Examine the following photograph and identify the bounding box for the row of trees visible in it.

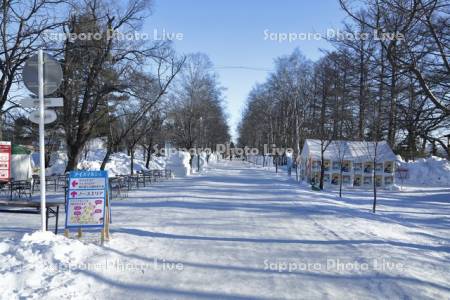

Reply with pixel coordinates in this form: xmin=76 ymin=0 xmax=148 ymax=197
xmin=238 ymin=0 xmax=450 ymax=162
xmin=0 ymin=0 xmax=230 ymax=172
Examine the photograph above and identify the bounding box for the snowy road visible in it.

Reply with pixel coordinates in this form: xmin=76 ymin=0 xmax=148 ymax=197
xmin=1 ymin=160 xmax=450 ymax=299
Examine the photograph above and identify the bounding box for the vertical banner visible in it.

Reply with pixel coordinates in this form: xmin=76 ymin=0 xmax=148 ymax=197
xmin=65 ymin=170 xmax=108 ymax=228
xmin=0 ymin=141 xmax=12 ymax=182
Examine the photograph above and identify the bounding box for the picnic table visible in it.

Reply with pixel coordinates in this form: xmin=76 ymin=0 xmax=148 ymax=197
xmin=0 ymin=200 xmax=64 ymax=234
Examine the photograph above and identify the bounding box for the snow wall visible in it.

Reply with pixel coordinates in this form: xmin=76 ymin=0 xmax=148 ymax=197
xmin=166 ymin=151 xmax=191 ymax=177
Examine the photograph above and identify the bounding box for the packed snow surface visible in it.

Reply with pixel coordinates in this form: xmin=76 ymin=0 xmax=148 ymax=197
xmin=0 ymin=160 xmax=449 ymax=299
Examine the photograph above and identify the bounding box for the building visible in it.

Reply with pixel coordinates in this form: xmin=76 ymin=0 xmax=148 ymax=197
xmin=299 ymin=139 xmax=397 ymax=188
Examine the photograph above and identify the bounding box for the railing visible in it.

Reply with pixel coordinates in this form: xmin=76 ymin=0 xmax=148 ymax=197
xmin=108 ymin=169 xmax=173 ymax=200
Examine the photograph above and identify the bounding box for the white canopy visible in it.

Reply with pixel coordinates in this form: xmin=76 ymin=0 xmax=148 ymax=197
xmin=11 ymin=154 xmax=33 ymax=180
xmin=301 ymin=139 xmax=396 ymax=162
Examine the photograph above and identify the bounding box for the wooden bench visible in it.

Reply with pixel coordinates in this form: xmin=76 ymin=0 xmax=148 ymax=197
xmin=0 ymin=200 xmax=64 ymax=234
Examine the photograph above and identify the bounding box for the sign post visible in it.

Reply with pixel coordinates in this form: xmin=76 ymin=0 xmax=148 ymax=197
xmin=38 ymin=50 xmax=46 ymax=231
xmin=22 ymin=50 xmax=63 ymax=231
xmin=65 ymin=170 xmax=111 ymax=242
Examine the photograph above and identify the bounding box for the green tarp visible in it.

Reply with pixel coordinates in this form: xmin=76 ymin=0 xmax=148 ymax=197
xmin=12 ymin=144 xmax=32 ymax=155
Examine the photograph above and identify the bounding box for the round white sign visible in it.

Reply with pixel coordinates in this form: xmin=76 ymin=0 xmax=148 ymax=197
xmin=29 ymin=109 xmax=57 ymax=124
xmin=23 ymin=53 xmax=63 ymax=96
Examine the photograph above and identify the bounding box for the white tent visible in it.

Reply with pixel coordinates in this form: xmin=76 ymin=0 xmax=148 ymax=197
xmin=300 ymin=139 xmax=397 ymax=162
xmin=11 ymin=154 xmax=33 ymax=181
xmin=300 ymin=139 xmax=397 ymax=188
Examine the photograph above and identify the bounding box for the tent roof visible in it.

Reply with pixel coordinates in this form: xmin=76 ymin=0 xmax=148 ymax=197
xmin=12 ymin=144 xmax=32 ymax=155
xmin=301 ymin=139 xmax=396 ymax=162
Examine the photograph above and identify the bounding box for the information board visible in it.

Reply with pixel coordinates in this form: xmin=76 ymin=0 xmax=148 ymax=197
xmin=66 ymin=170 xmax=108 ymax=228
xmin=0 ymin=142 xmax=11 ymax=182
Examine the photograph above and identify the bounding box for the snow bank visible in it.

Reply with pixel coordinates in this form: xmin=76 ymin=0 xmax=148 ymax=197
xmin=0 ymin=231 xmax=101 ymax=299
xmin=399 ymin=156 xmax=450 ymax=186
xmin=207 ymin=152 xmax=221 ymax=164
xmin=46 ymin=151 xmax=68 ymax=175
xmin=191 ymin=152 xmax=208 ymax=173
xmin=166 ymin=150 xmax=191 ymax=177
xmin=45 ymin=149 xmax=165 ymax=177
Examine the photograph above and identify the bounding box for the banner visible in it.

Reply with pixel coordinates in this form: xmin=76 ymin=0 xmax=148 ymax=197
xmin=0 ymin=141 xmax=11 ymax=182
xmin=65 ymin=170 xmax=108 ymax=228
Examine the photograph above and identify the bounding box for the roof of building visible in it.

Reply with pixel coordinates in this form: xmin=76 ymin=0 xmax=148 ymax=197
xmin=301 ymin=139 xmax=397 ymax=162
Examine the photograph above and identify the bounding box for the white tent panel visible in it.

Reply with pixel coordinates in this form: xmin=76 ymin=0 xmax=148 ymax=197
xmin=11 ymin=154 xmax=33 ymax=181
xmin=301 ymin=139 xmax=396 ymax=162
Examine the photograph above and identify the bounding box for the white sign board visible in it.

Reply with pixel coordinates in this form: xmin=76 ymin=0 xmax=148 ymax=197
xmin=23 ymin=53 xmax=63 ymax=96
xmin=29 ymin=109 xmax=57 ymax=124
xmin=21 ymin=97 xmax=63 ymax=109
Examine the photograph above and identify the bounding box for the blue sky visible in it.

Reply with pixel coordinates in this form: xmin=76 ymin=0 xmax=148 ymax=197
xmin=143 ymin=0 xmax=348 ymax=140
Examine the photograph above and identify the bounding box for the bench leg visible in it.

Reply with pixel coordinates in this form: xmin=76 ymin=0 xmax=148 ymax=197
xmin=55 ymin=205 xmax=59 ymax=234
xmin=46 ymin=207 xmax=49 ymax=231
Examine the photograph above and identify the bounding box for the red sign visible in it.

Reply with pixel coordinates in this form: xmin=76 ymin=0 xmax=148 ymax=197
xmin=0 ymin=141 xmax=11 ymax=182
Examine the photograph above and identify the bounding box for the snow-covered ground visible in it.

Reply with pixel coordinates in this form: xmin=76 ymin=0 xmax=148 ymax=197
xmin=1 ymin=160 xmax=449 ymax=299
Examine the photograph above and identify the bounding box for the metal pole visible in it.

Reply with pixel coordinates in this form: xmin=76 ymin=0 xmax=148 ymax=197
xmin=197 ymin=153 xmax=200 ymax=173
xmin=38 ymin=49 xmax=47 ymax=231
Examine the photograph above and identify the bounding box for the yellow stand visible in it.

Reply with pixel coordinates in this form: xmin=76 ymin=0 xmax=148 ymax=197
xmin=101 ymin=191 xmax=111 ymax=244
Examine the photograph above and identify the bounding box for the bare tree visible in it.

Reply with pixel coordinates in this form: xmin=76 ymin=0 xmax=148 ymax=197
xmin=100 ymin=58 xmax=183 ymax=170
xmin=60 ymin=0 xmax=182 ymax=171
xmin=0 ymin=0 xmax=66 ymax=136
xmin=339 ymin=0 xmax=450 ymax=117
xmin=167 ymin=53 xmax=230 ymax=151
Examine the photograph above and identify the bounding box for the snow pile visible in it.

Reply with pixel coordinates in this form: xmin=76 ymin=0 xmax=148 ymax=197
xmin=191 ymin=152 xmax=208 ymax=173
xmin=151 ymin=155 xmax=167 ymax=169
xmin=166 ymin=150 xmax=191 ymax=177
xmin=84 ymin=137 xmax=106 ymax=151
xmin=78 ymin=152 xmax=150 ymax=176
xmin=46 ymin=151 xmax=68 ymax=175
xmin=207 ymin=152 xmax=220 ymax=164
xmin=0 ymin=231 xmax=101 ymax=299
xmin=398 ymin=156 xmax=450 ymax=186
xmin=45 ymin=150 xmax=165 ymax=177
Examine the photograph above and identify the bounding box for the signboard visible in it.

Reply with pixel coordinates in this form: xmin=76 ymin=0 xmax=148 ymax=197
xmin=0 ymin=142 xmax=11 ymax=182
xmin=65 ymin=170 xmax=108 ymax=228
xmin=28 ymin=109 xmax=57 ymax=124
xmin=23 ymin=53 xmax=63 ymax=96
xmin=20 ymin=97 xmax=63 ymax=108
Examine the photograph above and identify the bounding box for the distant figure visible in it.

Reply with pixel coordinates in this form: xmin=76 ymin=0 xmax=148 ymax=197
xmin=286 ymin=150 xmax=293 ymax=176
xmin=229 ymin=142 xmax=235 ymax=161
